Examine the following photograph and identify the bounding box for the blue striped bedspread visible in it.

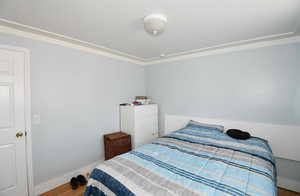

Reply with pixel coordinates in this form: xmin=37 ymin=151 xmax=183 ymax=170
xmin=85 ymin=126 xmax=276 ymax=196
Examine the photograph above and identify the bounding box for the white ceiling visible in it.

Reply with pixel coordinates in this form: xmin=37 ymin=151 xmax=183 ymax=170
xmin=0 ymin=0 xmax=300 ymax=62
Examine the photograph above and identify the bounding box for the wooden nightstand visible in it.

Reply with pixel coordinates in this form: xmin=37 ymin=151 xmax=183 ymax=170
xmin=104 ymin=132 xmax=132 ymax=160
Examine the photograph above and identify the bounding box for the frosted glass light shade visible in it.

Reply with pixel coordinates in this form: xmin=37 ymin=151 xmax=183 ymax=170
xmin=144 ymin=14 xmax=167 ymax=36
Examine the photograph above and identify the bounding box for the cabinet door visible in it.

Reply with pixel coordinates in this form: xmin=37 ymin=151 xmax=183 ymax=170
xmin=120 ymin=106 xmax=134 ymax=135
xmin=134 ymin=105 xmax=158 ymax=148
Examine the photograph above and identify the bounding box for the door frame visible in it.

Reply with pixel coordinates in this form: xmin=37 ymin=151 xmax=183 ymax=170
xmin=0 ymin=44 xmax=34 ymax=196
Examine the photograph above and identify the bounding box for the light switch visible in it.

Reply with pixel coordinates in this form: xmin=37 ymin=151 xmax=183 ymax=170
xmin=32 ymin=114 xmax=41 ymax=125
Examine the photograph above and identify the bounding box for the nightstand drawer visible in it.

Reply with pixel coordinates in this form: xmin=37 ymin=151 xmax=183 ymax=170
xmin=113 ymin=137 xmax=131 ymax=147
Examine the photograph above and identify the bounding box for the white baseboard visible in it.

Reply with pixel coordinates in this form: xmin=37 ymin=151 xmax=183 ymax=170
xmin=278 ymin=176 xmax=300 ymax=193
xmin=34 ymin=160 xmax=103 ymax=196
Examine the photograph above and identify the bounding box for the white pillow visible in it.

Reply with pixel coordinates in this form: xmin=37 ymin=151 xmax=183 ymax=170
xmin=186 ymin=120 xmax=225 ymax=132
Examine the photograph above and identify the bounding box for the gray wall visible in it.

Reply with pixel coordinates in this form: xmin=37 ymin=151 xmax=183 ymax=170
xmin=145 ymin=42 xmax=300 ymax=189
xmin=0 ymin=33 xmax=145 ymax=185
xmin=146 ymin=43 xmax=300 ymax=130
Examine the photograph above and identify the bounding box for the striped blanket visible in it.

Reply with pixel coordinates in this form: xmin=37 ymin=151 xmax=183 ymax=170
xmin=85 ymin=125 xmax=276 ymax=196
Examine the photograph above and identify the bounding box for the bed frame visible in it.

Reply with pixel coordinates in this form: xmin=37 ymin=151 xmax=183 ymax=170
xmin=164 ymin=114 xmax=300 ymax=162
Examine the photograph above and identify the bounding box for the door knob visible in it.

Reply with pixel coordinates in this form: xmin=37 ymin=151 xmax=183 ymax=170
xmin=16 ymin=132 xmax=24 ymax=138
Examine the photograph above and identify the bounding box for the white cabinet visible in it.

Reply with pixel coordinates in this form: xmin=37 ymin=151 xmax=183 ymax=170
xmin=120 ymin=104 xmax=158 ymax=148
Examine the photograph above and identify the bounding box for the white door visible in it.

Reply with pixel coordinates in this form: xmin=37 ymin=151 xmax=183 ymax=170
xmin=0 ymin=49 xmax=28 ymax=196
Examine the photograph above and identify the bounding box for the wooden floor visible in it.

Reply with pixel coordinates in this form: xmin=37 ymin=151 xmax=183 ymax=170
xmin=39 ymin=183 xmax=86 ymax=196
xmin=279 ymin=188 xmax=300 ymax=196
xmin=40 ymin=184 xmax=299 ymax=196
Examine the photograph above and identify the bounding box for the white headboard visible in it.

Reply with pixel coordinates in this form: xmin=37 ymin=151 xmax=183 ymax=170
xmin=165 ymin=114 xmax=300 ymax=162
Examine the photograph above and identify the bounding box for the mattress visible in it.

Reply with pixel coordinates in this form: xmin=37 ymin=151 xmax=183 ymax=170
xmin=85 ymin=124 xmax=276 ymax=196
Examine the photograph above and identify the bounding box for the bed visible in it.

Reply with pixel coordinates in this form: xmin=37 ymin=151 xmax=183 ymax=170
xmin=85 ymin=121 xmax=277 ymax=196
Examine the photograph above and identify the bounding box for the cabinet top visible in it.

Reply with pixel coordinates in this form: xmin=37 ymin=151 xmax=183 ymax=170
xmin=120 ymin=104 xmax=157 ymax=107
xmin=104 ymin=132 xmax=130 ymax=140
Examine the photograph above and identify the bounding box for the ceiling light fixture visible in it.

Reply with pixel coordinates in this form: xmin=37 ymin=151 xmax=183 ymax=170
xmin=144 ymin=14 xmax=167 ymax=36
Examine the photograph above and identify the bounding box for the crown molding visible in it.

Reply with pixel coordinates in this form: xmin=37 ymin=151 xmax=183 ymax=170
xmin=0 ymin=18 xmax=146 ymax=65
xmin=145 ymin=32 xmax=294 ymax=62
xmin=144 ymin=32 xmax=300 ymax=65
xmin=1 ymin=18 xmax=300 ymax=66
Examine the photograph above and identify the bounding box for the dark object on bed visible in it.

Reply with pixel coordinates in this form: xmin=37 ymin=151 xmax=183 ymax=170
xmin=226 ymin=129 xmax=251 ymax=140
